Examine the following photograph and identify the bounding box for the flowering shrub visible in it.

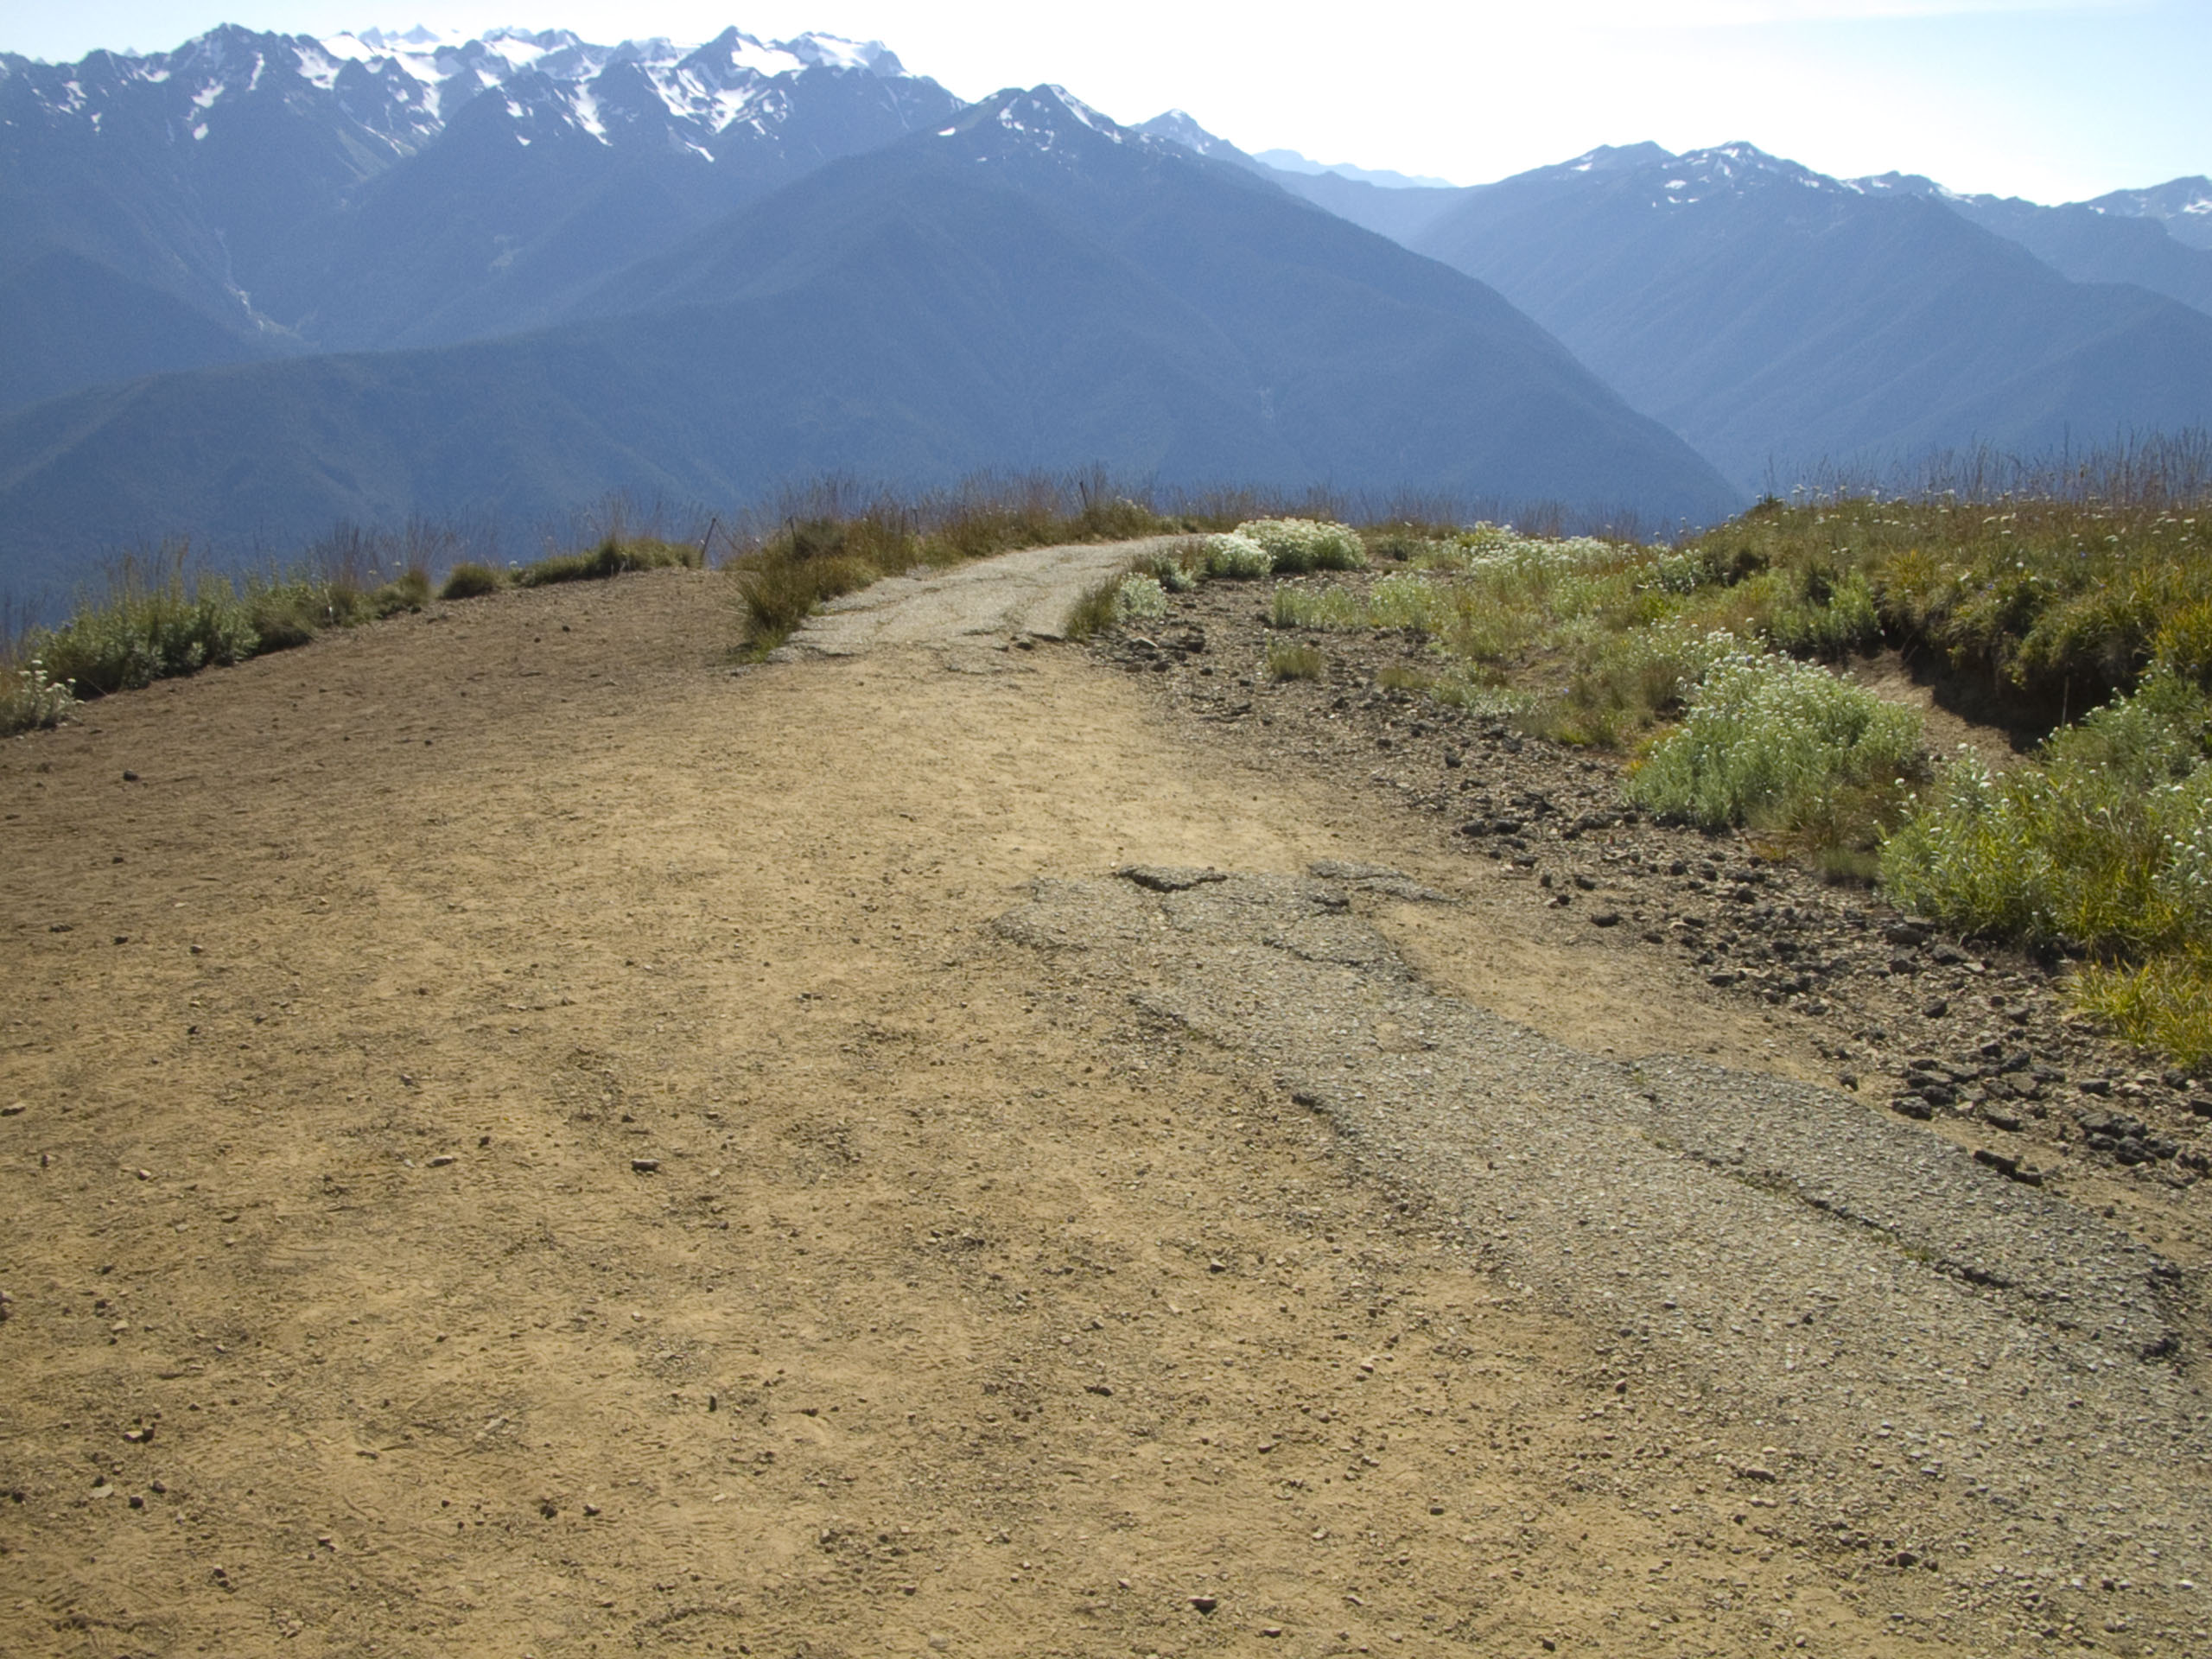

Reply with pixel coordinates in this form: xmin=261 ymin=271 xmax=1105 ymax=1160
xmin=1235 ymin=518 xmax=1367 ymax=574
xmin=2 ymin=658 xmax=78 ymax=734
xmin=1204 ymin=532 xmax=1273 ymax=579
xmin=1114 ymin=573 xmax=1169 ymax=622
xmin=1627 ymin=648 xmax=1924 ymax=831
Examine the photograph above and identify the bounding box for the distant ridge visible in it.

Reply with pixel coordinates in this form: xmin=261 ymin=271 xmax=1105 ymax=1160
xmin=1402 ymin=143 xmax=2212 ymax=490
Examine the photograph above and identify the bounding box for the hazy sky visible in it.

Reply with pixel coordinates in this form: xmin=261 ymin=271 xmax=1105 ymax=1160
xmin=3 ymin=1 xmax=2204 ymax=201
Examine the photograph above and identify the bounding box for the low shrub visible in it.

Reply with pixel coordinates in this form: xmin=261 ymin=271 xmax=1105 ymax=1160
xmin=1268 ymin=641 xmax=1327 ymax=681
xmin=441 ymin=563 xmax=504 ymax=601
xmin=1204 ymin=532 xmax=1273 ymax=579
xmin=1237 ymin=518 xmax=1368 ymax=573
xmin=1627 ymin=648 xmax=1926 ymax=836
xmin=1114 ymin=574 xmax=1170 ymax=623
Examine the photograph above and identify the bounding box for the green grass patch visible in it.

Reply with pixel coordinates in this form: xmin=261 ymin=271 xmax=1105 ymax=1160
xmin=1685 ymin=492 xmax=2212 ymax=709
xmin=28 ymin=550 xmax=435 ymax=702
xmin=1268 ymin=641 xmax=1328 ymax=681
xmin=1880 ymin=671 xmax=2211 ymax=957
xmin=1875 ymin=668 xmax=2212 ymax=1065
xmin=2073 ymin=951 xmax=2212 ymax=1071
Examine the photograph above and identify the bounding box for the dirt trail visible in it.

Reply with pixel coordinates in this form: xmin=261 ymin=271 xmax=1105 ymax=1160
xmin=0 ymin=552 xmax=2202 ymax=1657
xmin=766 ymin=537 xmax=1172 ymax=661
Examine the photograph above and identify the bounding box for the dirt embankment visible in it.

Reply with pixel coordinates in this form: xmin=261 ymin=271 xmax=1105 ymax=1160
xmin=1 ymin=552 xmax=2207 ymax=1658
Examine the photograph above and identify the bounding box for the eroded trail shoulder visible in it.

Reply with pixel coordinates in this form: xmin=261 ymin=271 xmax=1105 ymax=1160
xmin=0 ymin=557 xmax=2201 ymax=1658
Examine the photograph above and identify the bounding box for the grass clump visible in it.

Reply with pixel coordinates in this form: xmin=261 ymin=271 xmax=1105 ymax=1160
xmin=1060 ymin=577 xmax=1125 ymax=644
xmin=512 ymin=537 xmax=701 ymax=588
xmin=440 ymin=563 xmax=504 ymax=600
xmin=2073 ymin=953 xmax=2212 ymax=1069
xmin=1268 ymin=641 xmax=1328 ymax=681
xmin=1626 ymin=647 xmax=1927 ymax=842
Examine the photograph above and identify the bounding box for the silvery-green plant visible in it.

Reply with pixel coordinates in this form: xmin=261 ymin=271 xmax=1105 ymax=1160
xmin=1235 ymin=518 xmax=1367 ymax=574
xmin=1114 ymin=573 xmax=1169 ymax=622
xmin=1205 ymin=532 xmax=1273 ymax=579
xmin=1628 ymin=647 xmax=1923 ymax=830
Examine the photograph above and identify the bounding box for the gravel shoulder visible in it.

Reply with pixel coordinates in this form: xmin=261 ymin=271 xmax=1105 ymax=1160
xmin=1 ymin=548 xmax=2206 ymax=1656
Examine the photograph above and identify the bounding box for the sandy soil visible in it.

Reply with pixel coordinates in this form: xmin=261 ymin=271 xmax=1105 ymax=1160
xmin=0 ymin=561 xmax=2174 ymax=1657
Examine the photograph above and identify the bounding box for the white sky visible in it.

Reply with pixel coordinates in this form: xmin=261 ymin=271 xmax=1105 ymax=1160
xmin=2 ymin=1 xmax=2204 ymax=201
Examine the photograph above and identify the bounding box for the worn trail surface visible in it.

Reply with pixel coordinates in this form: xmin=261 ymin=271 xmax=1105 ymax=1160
xmin=1 ymin=550 xmax=2207 ymax=1658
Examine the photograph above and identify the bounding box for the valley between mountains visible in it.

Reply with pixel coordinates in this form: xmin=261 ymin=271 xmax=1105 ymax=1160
xmin=4 ymin=552 xmax=2210 ymax=1657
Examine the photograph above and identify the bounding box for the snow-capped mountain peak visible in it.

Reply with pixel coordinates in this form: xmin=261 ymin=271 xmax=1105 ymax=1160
xmin=0 ymin=23 xmax=928 ymax=161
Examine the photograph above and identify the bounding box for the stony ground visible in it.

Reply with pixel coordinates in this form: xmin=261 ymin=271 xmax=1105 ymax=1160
xmin=1 ymin=549 xmax=2208 ymax=1658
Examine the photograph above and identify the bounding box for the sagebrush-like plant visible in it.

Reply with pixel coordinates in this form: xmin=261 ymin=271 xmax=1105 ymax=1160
xmin=1115 ymin=574 xmax=1170 ymax=622
xmin=1627 ymin=649 xmax=1925 ymax=832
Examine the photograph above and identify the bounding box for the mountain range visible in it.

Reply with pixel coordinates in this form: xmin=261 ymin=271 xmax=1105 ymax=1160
xmin=0 ymin=68 xmax=1736 ymax=602
xmin=1 ymin=23 xmax=2207 ymax=605
xmin=0 ymin=24 xmax=963 ymax=402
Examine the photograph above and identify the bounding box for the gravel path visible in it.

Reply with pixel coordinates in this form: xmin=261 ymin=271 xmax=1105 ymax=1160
xmin=1000 ymin=867 xmax=2212 ymax=1639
